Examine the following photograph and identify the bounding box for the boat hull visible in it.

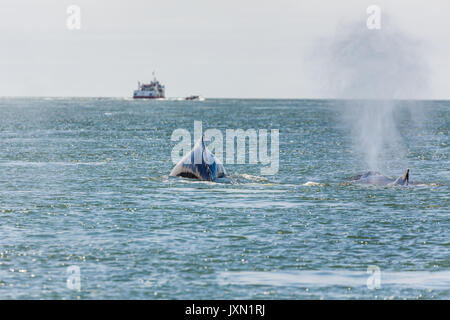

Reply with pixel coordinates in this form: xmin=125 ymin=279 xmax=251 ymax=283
xmin=133 ymin=95 xmax=165 ymax=99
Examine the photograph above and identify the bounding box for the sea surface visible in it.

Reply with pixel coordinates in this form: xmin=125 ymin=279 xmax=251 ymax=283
xmin=0 ymin=98 xmax=448 ymax=299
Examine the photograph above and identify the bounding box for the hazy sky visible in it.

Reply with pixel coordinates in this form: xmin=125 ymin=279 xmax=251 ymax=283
xmin=1 ymin=0 xmax=449 ymax=98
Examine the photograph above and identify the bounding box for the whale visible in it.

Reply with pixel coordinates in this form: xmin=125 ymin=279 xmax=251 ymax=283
xmin=170 ymin=135 xmax=226 ymax=181
xmin=351 ymin=168 xmax=410 ymax=186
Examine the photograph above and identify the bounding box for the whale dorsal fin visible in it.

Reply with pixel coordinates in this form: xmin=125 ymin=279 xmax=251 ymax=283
xmin=403 ymin=168 xmax=410 ymax=184
xmin=391 ymin=168 xmax=410 ymax=186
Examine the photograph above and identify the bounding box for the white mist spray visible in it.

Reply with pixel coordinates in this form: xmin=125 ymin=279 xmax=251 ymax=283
xmin=311 ymin=17 xmax=430 ymax=172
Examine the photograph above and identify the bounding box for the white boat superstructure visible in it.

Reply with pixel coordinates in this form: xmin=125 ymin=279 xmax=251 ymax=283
xmin=133 ymin=72 xmax=165 ymax=99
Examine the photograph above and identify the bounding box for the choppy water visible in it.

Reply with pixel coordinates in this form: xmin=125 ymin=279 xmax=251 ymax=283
xmin=0 ymin=98 xmax=448 ymax=299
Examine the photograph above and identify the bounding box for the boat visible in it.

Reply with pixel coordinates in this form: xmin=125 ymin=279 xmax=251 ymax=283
xmin=133 ymin=72 xmax=165 ymax=99
xmin=185 ymin=95 xmax=205 ymax=101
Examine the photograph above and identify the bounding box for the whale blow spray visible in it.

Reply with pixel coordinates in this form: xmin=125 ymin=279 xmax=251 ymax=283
xmin=312 ymin=18 xmax=430 ymax=171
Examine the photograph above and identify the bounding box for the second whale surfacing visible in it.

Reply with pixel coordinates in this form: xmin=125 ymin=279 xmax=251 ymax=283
xmin=170 ymin=135 xmax=226 ymax=182
xmin=351 ymin=168 xmax=411 ymax=186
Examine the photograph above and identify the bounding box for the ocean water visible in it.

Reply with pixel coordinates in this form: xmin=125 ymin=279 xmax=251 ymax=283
xmin=0 ymin=97 xmax=448 ymax=299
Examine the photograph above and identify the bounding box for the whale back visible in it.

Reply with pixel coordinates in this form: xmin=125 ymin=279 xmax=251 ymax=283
xmin=351 ymin=169 xmax=411 ymax=186
xmin=352 ymin=171 xmax=394 ymax=185
xmin=170 ymin=136 xmax=226 ymax=181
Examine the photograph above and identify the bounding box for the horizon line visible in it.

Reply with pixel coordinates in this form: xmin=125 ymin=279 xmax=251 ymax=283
xmin=0 ymin=95 xmax=448 ymax=101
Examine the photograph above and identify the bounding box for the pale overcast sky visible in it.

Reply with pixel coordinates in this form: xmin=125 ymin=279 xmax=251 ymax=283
xmin=1 ymin=0 xmax=449 ymax=98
